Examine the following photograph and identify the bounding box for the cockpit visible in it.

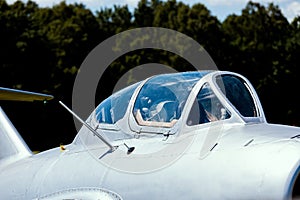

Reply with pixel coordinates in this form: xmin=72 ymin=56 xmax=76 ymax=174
xmin=132 ymin=72 xmax=207 ymax=127
xmin=86 ymin=70 xmax=264 ymax=139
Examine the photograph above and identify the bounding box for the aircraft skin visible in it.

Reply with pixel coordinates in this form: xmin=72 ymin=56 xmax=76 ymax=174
xmin=0 ymin=71 xmax=299 ymax=200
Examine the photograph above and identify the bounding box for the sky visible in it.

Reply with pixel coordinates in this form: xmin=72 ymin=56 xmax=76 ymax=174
xmin=6 ymin=0 xmax=300 ymax=22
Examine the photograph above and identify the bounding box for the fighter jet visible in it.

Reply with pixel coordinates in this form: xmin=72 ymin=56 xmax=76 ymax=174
xmin=0 ymin=71 xmax=299 ymax=199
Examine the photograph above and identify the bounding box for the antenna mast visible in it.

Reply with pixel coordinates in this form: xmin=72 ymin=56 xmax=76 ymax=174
xmin=59 ymin=101 xmax=116 ymax=152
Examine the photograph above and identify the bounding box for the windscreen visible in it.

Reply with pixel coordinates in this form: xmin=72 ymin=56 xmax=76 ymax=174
xmin=93 ymin=82 xmax=140 ymax=124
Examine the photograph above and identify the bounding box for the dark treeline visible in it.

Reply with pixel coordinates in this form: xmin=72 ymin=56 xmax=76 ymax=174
xmin=1 ymin=0 xmax=300 ymax=151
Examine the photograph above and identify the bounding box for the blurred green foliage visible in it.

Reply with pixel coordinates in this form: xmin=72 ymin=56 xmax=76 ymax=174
xmin=0 ymin=0 xmax=299 ymax=151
